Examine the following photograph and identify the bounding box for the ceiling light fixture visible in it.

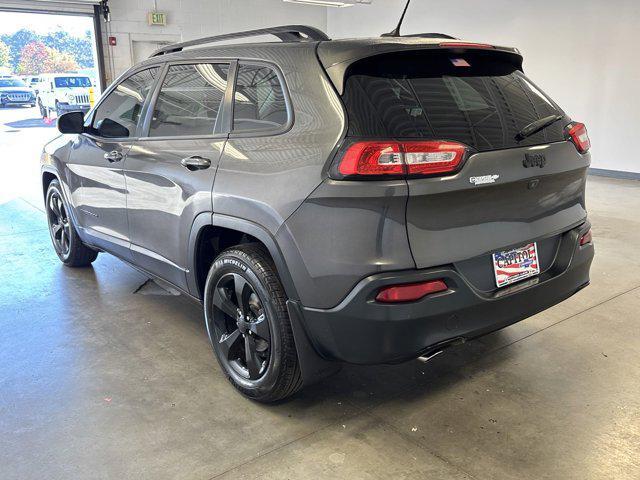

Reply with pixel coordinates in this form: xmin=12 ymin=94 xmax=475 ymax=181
xmin=283 ymin=0 xmax=371 ymax=8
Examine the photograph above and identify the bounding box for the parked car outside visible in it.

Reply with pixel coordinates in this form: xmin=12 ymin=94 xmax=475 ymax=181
xmin=36 ymin=73 xmax=92 ymax=117
xmin=25 ymin=75 xmax=41 ymax=94
xmin=0 ymin=76 xmax=36 ymax=108
xmin=41 ymin=26 xmax=594 ymax=402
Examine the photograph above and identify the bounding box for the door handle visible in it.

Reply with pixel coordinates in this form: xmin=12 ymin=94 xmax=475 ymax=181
xmin=181 ymin=155 xmax=211 ymax=171
xmin=104 ymin=150 xmax=123 ymax=163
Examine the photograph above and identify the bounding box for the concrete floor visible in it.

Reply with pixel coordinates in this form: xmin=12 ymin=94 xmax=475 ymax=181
xmin=1 ymin=106 xmax=639 ymax=479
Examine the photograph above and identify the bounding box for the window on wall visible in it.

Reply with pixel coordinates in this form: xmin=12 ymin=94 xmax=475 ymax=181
xmin=232 ymin=64 xmax=288 ymax=133
xmin=149 ymin=63 xmax=230 ymax=137
xmin=91 ymin=67 xmax=160 ymax=138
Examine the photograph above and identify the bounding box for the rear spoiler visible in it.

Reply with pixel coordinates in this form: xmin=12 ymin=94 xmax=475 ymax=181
xmin=317 ymin=40 xmax=523 ymax=95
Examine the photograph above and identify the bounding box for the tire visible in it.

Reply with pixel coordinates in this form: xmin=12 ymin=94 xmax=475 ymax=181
xmin=45 ymin=180 xmax=98 ymax=267
xmin=55 ymin=101 xmax=62 ymax=117
xmin=204 ymin=243 xmax=302 ymax=402
xmin=38 ymin=100 xmax=47 ymax=118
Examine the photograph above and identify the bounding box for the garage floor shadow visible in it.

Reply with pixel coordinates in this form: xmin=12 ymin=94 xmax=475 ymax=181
xmin=1 ymin=176 xmax=639 ymax=480
xmin=3 ymin=118 xmax=55 ymax=129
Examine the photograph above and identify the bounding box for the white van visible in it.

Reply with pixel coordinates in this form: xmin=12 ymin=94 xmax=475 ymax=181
xmin=36 ymin=73 xmax=93 ymax=117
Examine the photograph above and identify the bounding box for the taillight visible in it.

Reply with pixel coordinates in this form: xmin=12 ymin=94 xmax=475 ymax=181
xmin=338 ymin=141 xmax=403 ymax=176
xmin=404 ymin=141 xmax=467 ymax=175
xmin=376 ymin=279 xmax=448 ymax=303
xmin=335 ymin=140 xmax=468 ymax=178
xmin=565 ymin=122 xmax=591 ymax=154
xmin=580 ymin=228 xmax=593 ymax=246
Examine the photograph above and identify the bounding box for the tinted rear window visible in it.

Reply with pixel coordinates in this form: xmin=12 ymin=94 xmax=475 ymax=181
xmin=342 ymin=51 xmax=565 ymax=151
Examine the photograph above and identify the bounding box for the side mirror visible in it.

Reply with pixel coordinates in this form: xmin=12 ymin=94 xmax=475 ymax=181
xmin=57 ymin=111 xmax=85 ymax=134
xmin=96 ymin=118 xmax=130 ymax=138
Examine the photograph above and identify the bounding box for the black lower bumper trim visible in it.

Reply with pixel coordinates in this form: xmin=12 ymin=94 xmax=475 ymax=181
xmin=297 ymin=226 xmax=594 ymax=365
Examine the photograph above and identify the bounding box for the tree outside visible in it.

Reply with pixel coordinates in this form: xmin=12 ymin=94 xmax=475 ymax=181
xmin=0 ymin=41 xmax=9 ymax=67
xmin=16 ymin=42 xmax=48 ymax=75
xmin=46 ymin=49 xmax=79 ymax=73
xmin=16 ymin=41 xmax=79 ymax=75
xmin=1 ymin=28 xmax=93 ymax=75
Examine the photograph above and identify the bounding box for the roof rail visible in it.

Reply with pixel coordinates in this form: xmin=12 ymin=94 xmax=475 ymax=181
xmin=150 ymin=25 xmax=330 ymax=57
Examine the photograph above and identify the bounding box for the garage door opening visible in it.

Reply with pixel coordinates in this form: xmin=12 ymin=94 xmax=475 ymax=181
xmin=0 ymin=8 xmax=102 ymax=206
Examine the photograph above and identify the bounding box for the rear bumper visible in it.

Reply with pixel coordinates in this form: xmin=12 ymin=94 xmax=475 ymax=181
xmin=297 ymin=223 xmax=594 ymax=365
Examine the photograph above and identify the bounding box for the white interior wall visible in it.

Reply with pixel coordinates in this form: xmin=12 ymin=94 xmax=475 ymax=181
xmin=101 ymin=0 xmax=326 ymax=82
xmin=99 ymin=0 xmax=638 ymax=173
xmin=327 ymin=0 xmax=640 ymax=174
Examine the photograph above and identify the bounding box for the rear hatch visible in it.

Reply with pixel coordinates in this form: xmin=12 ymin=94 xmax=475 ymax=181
xmin=333 ymin=46 xmax=590 ymax=291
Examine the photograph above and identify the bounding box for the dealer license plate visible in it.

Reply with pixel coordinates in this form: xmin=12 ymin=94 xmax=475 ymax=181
xmin=492 ymin=242 xmax=540 ymax=288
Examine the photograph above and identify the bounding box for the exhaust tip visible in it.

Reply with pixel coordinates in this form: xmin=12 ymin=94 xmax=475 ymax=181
xmin=418 ymin=350 xmax=444 ymax=363
xmin=417 ymin=337 xmax=467 ymax=363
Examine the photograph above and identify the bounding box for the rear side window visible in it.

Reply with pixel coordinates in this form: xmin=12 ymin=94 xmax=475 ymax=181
xmin=342 ymin=51 xmax=565 ymax=151
xmin=232 ymin=64 xmax=288 ymax=133
xmin=149 ymin=63 xmax=230 ymax=137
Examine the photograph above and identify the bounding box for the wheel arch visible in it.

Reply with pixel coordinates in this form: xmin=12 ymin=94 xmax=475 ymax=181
xmin=42 ymin=169 xmax=58 ymax=200
xmin=41 ymin=167 xmax=83 ymax=230
xmin=188 ymin=213 xmax=299 ymax=302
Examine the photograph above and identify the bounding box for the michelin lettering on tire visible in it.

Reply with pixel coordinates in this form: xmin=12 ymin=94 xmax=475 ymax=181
xmin=214 ymin=258 xmax=248 ymax=271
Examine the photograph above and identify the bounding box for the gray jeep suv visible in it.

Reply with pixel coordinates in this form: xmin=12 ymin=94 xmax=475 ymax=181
xmin=41 ymin=26 xmax=594 ymax=402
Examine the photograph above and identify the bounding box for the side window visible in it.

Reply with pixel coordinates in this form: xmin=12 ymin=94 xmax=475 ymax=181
xmin=232 ymin=64 xmax=288 ymax=133
xmin=91 ymin=67 xmax=159 ymax=138
xmin=149 ymin=63 xmax=230 ymax=137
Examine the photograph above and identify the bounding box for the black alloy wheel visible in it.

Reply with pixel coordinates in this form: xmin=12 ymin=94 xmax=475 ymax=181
xmin=47 ymin=190 xmax=71 ymax=257
xmin=45 ymin=180 xmax=98 ymax=267
xmin=210 ymin=272 xmax=272 ymax=380
xmin=204 ymin=244 xmax=302 ymax=402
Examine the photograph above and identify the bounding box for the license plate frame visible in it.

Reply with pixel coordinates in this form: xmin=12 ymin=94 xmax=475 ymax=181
xmin=492 ymin=242 xmax=540 ymax=288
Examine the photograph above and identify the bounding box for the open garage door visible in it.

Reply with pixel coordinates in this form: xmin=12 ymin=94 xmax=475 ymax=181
xmin=0 ymin=0 xmax=104 ymax=90
xmin=0 ymin=1 xmax=104 ymax=206
xmin=0 ymin=0 xmax=98 ymax=15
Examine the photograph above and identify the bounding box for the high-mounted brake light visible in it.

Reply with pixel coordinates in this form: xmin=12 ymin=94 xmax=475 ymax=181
xmin=438 ymin=42 xmax=495 ymax=49
xmin=336 ymin=141 xmax=468 ymax=178
xmin=376 ymin=280 xmax=448 ymax=303
xmin=565 ymin=122 xmax=591 ymax=154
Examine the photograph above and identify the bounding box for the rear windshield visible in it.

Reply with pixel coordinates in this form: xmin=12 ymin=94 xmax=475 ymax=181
xmin=55 ymin=76 xmax=91 ymax=88
xmin=342 ymin=51 xmax=565 ymax=151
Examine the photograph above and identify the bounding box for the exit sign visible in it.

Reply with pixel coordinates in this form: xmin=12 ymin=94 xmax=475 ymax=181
xmin=148 ymin=12 xmax=167 ymax=26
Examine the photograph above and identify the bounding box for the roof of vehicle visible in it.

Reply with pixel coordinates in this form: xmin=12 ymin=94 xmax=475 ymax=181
xmin=149 ymin=25 xmax=517 ymax=58
xmin=137 ymin=25 xmax=522 ymax=93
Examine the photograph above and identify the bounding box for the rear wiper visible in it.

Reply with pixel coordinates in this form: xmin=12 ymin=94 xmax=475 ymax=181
xmin=515 ymin=114 xmax=563 ymax=142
